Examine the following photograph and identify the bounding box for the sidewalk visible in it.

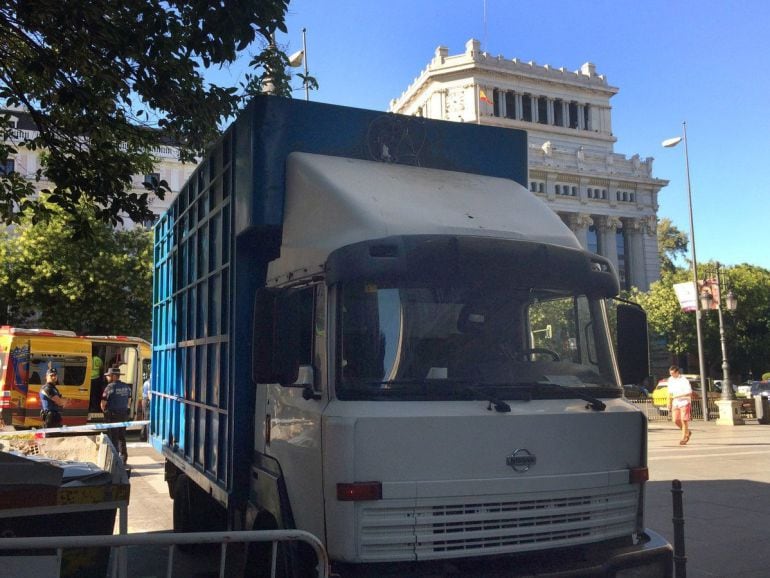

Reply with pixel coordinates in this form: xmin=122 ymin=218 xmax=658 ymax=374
xmin=646 ymin=421 xmax=770 ymax=577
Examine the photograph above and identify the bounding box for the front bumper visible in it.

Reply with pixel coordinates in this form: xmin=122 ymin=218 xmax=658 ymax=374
xmin=333 ymin=529 xmax=673 ymax=577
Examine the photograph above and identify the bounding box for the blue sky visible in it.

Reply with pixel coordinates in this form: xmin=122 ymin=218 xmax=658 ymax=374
xmin=215 ymin=0 xmax=770 ymax=270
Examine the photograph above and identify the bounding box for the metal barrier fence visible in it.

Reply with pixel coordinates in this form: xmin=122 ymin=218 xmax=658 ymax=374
xmin=0 ymin=529 xmax=330 ymax=578
xmin=628 ymin=398 xmax=757 ymax=422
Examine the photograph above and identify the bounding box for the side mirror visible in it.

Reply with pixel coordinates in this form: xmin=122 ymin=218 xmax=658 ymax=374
xmin=292 ymin=365 xmax=314 ymax=387
xmin=616 ymin=302 xmax=650 ymax=386
xmin=282 ymin=365 xmax=322 ymax=401
xmin=253 ymin=288 xmax=279 ymax=384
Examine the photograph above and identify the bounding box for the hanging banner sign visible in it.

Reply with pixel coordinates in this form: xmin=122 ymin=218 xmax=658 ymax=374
xmin=699 ymin=278 xmax=721 ymax=310
xmin=673 ymin=281 xmax=697 ymax=312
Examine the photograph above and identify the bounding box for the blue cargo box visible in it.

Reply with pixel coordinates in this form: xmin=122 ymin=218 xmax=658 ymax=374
xmin=150 ymin=96 xmax=528 ymax=508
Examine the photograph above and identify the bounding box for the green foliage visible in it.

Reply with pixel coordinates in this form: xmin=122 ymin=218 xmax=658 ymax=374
xmin=630 ymin=263 xmax=770 ymax=380
xmin=657 ymin=218 xmax=689 ymax=274
xmin=0 ymin=199 xmax=153 ymax=338
xmin=0 ymin=0 xmax=295 ymax=232
xmin=704 ymin=263 xmax=770 ymax=380
xmin=630 ymin=269 xmax=695 ymax=357
xmin=762 ymin=373 xmax=770 ymax=381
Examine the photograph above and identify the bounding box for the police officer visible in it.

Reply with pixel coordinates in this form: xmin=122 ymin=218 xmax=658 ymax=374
xmin=100 ymin=366 xmax=131 ymax=463
xmin=140 ymin=373 xmax=151 ymax=441
xmin=40 ymin=368 xmax=66 ymax=428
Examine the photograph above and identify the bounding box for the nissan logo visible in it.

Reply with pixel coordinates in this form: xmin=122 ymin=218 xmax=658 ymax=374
xmin=506 ymin=448 xmax=536 ymax=472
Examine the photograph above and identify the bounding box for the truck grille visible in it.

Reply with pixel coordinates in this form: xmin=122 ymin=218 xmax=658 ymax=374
xmin=357 ymin=486 xmax=638 ymax=561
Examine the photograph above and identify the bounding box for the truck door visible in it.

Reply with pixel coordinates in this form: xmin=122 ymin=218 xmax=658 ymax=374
xmin=263 ymin=283 xmax=328 ymax=541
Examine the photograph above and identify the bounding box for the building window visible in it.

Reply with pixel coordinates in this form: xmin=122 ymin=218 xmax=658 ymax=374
xmin=492 ymin=88 xmax=501 ymax=117
xmin=522 ymin=95 xmax=532 ymax=122
xmin=530 ymin=181 xmax=537 ymax=192
xmin=0 ymin=159 xmax=15 ymax=175
xmin=531 ymin=180 xmax=545 ymax=193
xmin=537 ymin=97 xmax=548 ymax=124
xmin=555 ymin=184 xmax=575 ymax=197
xmin=142 ymin=214 xmax=160 ymax=228
xmin=587 ymin=225 xmax=600 ymax=254
xmin=554 ymin=99 xmax=564 ymax=126
xmin=584 ymin=104 xmax=591 ymax=130
xmin=505 ymin=91 xmax=516 ymax=119
xmin=144 ymin=173 xmax=161 ymax=188
xmin=616 ymin=229 xmax=629 ymax=290
xmin=569 ymin=102 xmax=579 ymax=129
xmin=538 ymin=182 xmax=544 ymax=193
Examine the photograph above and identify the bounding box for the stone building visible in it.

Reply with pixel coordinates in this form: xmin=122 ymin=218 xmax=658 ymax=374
xmin=389 ymin=39 xmax=667 ymax=290
xmin=1 ymin=106 xmax=195 ymax=227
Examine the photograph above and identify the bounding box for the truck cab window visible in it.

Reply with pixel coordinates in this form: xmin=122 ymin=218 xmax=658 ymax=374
xmin=337 ymin=281 xmax=618 ymax=400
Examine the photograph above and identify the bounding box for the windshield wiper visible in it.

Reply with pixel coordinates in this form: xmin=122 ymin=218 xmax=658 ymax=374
xmin=463 ymin=385 xmax=511 ymax=413
xmin=534 ymin=382 xmax=607 ymax=411
xmin=364 ymin=380 xmax=512 ymax=412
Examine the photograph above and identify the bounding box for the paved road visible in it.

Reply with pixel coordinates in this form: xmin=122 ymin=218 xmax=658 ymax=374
xmin=645 ymin=421 xmax=770 ymax=577
xmin=121 ymin=421 xmax=770 ymax=577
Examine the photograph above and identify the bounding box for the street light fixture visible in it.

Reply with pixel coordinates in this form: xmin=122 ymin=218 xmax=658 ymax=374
xmin=700 ymin=263 xmax=743 ymax=425
xmin=714 ymin=264 xmax=737 ymax=401
xmin=662 ymin=122 xmax=709 ymax=421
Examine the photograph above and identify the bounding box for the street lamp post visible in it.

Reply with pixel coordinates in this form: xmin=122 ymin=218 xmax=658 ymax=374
xmin=699 ymin=263 xmax=743 ymax=425
xmin=662 ymin=122 xmax=709 ymax=421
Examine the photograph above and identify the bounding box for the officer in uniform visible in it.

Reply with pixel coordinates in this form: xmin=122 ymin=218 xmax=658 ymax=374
xmin=40 ymin=368 xmax=66 ymax=428
xmin=100 ymin=366 xmax=131 ymax=463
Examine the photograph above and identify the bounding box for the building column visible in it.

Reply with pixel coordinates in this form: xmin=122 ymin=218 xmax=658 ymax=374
xmin=566 ymin=213 xmax=594 ymax=249
xmin=515 ymin=94 xmax=523 ymax=120
xmin=532 ymin=96 xmax=540 ymax=123
xmin=625 ymin=218 xmax=647 ymax=290
xmin=577 ymin=104 xmax=586 ymax=130
xmin=546 ymin=98 xmax=554 ymax=125
xmin=597 ymin=216 xmax=621 ymax=273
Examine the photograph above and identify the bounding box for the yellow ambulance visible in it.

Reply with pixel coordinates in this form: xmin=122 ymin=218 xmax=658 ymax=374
xmin=0 ymin=326 xmax=92 ymax=428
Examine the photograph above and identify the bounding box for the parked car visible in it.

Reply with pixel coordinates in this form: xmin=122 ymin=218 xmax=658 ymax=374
xmin=750 ymin=381 xmax=770 ymax=399
xmin=735 ymin=382 xmax=754 ymax=398
xmin=622 ymin=384 xmax=650 ymax=400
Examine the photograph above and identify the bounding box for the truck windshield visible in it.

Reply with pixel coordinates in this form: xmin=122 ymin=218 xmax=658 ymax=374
xmin=336 ymin=281 xmax=619 ymax=401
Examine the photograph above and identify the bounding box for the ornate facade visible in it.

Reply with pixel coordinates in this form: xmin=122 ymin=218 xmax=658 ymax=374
xmin=389 ymin=39 xmax=666 ymax=290
xmin=1 ymin=107 xmax=196 ymax=228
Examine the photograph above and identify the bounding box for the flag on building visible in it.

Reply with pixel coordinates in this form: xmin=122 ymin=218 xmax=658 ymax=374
xmin=479 ymin=89 xmax=493 ymax=104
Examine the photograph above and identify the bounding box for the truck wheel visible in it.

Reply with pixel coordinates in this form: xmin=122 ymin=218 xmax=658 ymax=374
xmin=245 ymin=512 xmax=314 ymax=578
xmin=173 ymin=474 xmax=194 ymax=532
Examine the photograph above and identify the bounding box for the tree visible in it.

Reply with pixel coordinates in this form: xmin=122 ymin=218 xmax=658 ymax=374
xmin=657 ymin=218 xmax=689 ymax=274
xmin=0 ymin=198 xmax=153 ymax=338
xmin=0 ymin=0 xmax=293 ymax=232
xmin=698 ymin=263 xmax=770 ymax=381
xmin=631 ymin=269 xmax=695 ymax=359
xmin=631 ymin=263 xmax=770 ymax=381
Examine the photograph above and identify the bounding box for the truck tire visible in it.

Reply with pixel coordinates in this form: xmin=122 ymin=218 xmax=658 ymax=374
xmin=244 ymin=511 xmax=315 ymax=578
xmin=173 ymin=474 xmax=227 ymax=533
xmin=172 ymin=475 xmax=194 ymax=532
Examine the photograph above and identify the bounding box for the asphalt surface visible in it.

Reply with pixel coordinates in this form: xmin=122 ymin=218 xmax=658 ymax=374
xmin=118 ymin=421 xmax=770 ymax=577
